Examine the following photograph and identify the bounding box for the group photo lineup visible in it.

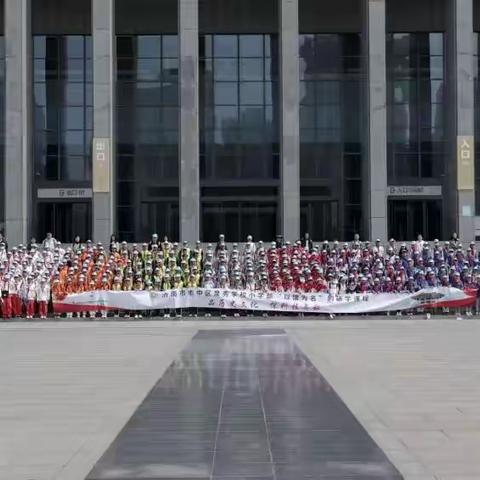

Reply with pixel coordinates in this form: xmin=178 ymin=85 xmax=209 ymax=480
xmin=0 ymin=0 xmax=479 ymax=323
xmin=0 ymin=231 xmax=478 ymax=318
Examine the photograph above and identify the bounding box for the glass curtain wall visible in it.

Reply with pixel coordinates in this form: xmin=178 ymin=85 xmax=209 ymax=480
xmin=33 ymin=35 xmax=93 ymax=182
xmin=200 ymin=34 xmax=280 ymax=242
xmin=116 ymin=35 xmax=179 ymax=241
xmin=0 ymin=37 xmax=4 ymax=233
xmin=474 ymin=33 xmax=480 ymax=214
xmin=299 ymin=33 xmax=363 ymax=241
xmin=387 ymin=33 xmax=445 ymax=181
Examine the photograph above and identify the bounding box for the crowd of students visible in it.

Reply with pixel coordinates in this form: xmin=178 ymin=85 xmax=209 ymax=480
xmin=0 ymin=231 xmax=478 ymax=318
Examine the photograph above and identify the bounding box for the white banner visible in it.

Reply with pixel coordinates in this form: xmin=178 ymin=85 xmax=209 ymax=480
xmin=53 ymin=287 xmax=476 ymax=314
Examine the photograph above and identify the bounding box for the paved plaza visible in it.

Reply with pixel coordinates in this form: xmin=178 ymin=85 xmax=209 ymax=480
xmin=1 ymin=319 xmax=480 ymax=480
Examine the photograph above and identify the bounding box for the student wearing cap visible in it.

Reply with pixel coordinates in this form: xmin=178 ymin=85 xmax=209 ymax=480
xmin=1 ymin=274 xmax=11 ymax=319
xmin=36 ymin=277 xmax=50 ymax=319
xmin=162 ymin=236 xmax=171 ymax=257
xmin=9 ymin=273 xmax=22 ymax=317
xmin=25 ymin=276 xmax=37 ymax=319
xmin=192 ymin=241 xmax=203 ymax=268
xmin=51 ymin=277 xmax=65 ymax=316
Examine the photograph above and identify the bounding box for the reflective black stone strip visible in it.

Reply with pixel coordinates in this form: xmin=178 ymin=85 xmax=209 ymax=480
xmin=86 ymin=329 xmax=403 ymax=480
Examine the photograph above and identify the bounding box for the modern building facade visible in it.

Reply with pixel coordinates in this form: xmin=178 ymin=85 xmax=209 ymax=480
xmin=0 ymin=0 xmax=479 ymax=244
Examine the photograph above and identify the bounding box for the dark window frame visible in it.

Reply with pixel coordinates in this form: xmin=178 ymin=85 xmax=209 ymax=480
xmin=33 ymin=35 xmax=93 ymax=183
xmin=387 ymin=32 xmax=446 ymax=183
xmin=115 ymin=34 xmax=180 ymax=242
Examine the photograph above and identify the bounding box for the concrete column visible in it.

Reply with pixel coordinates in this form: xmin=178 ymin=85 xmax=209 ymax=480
xmin=92 ymin=0 xmax=115 ymax=245
xmin=179 ymin=0 xmax=200 ymax=242
xmin=279 ymin=0 xmax=300 ymax=242
xmin=364 ymin=0 xmax=388 ymax=241
xmin=451 ymin=0 xmax=475 ymax=242
xmin=4 ymin=0 xmax=31 ymax=245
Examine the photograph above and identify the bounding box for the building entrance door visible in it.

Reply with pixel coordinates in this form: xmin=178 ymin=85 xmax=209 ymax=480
xmin=37 ymin=202 xmax=92 ymax=243
xmin=388 ymin=199 xmax=442 ymax=241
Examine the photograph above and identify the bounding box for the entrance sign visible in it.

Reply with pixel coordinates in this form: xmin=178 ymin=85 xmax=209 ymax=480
xmin=93 ymin=138 xmax=111 ymax=193
xmin=457 ymin=135 xmax=474 ymax=190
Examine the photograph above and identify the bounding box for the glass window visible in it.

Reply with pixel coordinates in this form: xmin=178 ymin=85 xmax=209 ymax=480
xmin=137 ymin=36 xmax=161 ymax=58
xmin=61 ymin=107 xmax=85 ymax=130
xmin=34 ymin=36 xmax=46 ymax=58
xmin=316 ymin=81 xmax=340 ymax=105
xmin=34 ymin=83 xmax=47 ymax=106
xmin=214 ymin=35 xmax=237 ymax=57
xmin=214 ymin=82 xmax=238 ymax=105
xmin=63 ymin=83 xmax=84 ymax=105
xmin=299 ymin=34 xmax=364 ymax=239
xmin=240 ymin=58 xmax=264 ymax=81
xmin=240 ymin=82 xmax=263 ymax=104
xmin=136 ymin=82 xmax=162 ymax=105
xmin=61 ymin=130 xmax=85 ymax=156
xmin=63 ymin=58 xmax=85 ymax=81
xmin=475 ymin=33 xmax=480 ymax=214
xmin=65 ymin=36 xmax=84 ymax=58
xmin=239 ymin=106 xmax=264 ymax=129
xmin=117 ymin=36 xmax=134 ymax=57
xmin=387 ymin=32 xmax=445 ymax=181
xmin=34 ymin=59 xmax=47 ymax=82
xmin=46 ymin=37 xmax=59 ymax=59
xmin=239 ymin=35 xmax=263 ymax=57
xmin=300 ymin=81 xmax=315 ymax=105
xmin=162 ymin=58 xmax=178 ymax=80
xmin=33 ymin=35 xmax=92 ymax=182
xmin=115 ymin=35 xmax=179 ymax=241
xmin=428 ymin=33 xmax=444 ymax=56
xmin=200 ymin=34 xmax=279 ymax=240
xmin=214 ymin=106 xmax=238 ymax=128
xmin=135 ymin=107 xmax=162 ymax=131
xmin=162 ymin=36 xmax=178 ymax=58
xmin=393 ymin=80 xmax=416 ymax=103
xmin=137 ymin=58 xmax=161 ymax=81
xmin=214 ymin=58 xmax=238 ymax=81
xmin=117 ymin=58 xmax=135 ymax=79
xmin=0 ymin=37 xmax=4 ymax=230
xmin=300 ymin=105 xmax=315 ymax=129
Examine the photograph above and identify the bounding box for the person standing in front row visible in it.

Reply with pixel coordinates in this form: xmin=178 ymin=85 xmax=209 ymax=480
xmin=36 ymin=278 xmax=50 ymax=319
xmin=1 ymin=274 xmax=11 ymax=319
xmin=26 ymin=276 xmax=37 ymax=319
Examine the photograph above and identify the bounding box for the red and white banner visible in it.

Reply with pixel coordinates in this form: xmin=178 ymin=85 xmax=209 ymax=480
xmin=53 ymin=287 xmax=477 ymax=314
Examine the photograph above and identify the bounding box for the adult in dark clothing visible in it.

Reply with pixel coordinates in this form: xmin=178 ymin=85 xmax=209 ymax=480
xmin=110 ymin=234 xmax=119 ymax=253
xmin=303 ymin=232 xmax=313 ymax=252
xmin=148 ymin=233 xmax=160 ymax=251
